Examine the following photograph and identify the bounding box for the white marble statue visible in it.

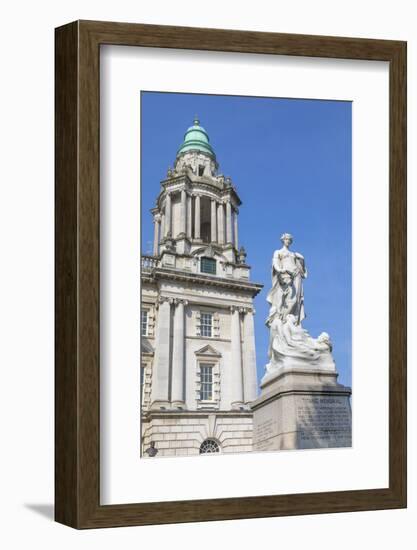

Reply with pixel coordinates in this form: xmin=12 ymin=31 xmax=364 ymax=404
xmin=266 ymin=233 xmax=307 ymax=325
xmin=264 ymin=234 xmax=335 ymax=375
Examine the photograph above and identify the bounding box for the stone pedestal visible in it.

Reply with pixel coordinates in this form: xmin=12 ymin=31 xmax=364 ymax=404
xmin=251 ymin=367 xmax=351 ymax=451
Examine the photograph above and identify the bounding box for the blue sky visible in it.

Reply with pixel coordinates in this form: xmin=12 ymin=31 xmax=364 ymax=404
xmin=141 ymin=91 xmax=352 ymax=388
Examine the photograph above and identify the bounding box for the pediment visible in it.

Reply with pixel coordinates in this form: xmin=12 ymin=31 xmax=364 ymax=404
xmin=195 ymin=344 xmax=222 ymax=358
xmin=191 ymin=244 xmax=226 ymax=262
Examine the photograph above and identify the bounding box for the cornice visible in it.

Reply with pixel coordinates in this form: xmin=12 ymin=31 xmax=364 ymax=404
xmin=143 ymin=410 xmax=254 ymax=419
xmin=156 ymin=177 xmax=242 ymax=208
xmin=148 ymin=267 xmax=263 ymax=296
xmin=175 ymin=149 xmax=217 ymax=162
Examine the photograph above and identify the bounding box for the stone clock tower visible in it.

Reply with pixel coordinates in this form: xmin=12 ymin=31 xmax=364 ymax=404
xmin=141 ymin=117 xmax=263 ymax=457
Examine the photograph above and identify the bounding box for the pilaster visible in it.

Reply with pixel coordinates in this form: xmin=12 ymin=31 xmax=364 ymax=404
xmin=230 ymin=305 xmax=244 ymax=409
xmin=171 ymin=298 xmax=188 ymax=408
xmin=242 ymin=307 xmax=258 ymax=403
xmin=150 ymin=296 xmax=172 ymax=409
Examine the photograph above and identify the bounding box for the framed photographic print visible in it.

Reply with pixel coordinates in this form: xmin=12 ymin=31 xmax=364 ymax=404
xmin=55 ymin=20 xmax=406 ymax=528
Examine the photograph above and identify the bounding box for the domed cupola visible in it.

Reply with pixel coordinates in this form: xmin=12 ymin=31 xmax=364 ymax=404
xmin=176 ymin=116 xmax=216 ymax=159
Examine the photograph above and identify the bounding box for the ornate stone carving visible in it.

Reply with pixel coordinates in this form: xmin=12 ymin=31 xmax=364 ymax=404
xmin=266 ymin=233 xmax=307 ymax=325
xmin=157 ymin=295 xmax=175 ymax=306
xmin=240 ymin=306 xmax=254 ymax=315
xmin=237 ymin=246 xmax=247 ymax=264
xmin=163 ymin=232 xmax=175 ymax=251
xmin=264 ymin=234 xmax=336 ymax=375
xmin=173 ymin=298 xmax=189 ymax=306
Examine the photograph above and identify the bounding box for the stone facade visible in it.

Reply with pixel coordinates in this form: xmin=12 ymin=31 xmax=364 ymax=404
xmin=141 ymin=118 xmax=263 ymax=457
xmin=142 ymin=413 xmax=254 ymax=457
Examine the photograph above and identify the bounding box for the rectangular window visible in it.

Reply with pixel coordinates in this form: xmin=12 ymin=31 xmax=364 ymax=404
xmin=200 ymin=363 xmax=214 ymax=400
xmin=200 ymin=312 xmax=213 ymax=337
xmin=141 ymin=309 xmax=149 ymax=336
xmin=201 ymin=257 xmax=216 ymax=275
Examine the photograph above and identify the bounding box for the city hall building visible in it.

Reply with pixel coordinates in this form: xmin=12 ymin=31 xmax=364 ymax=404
xmin=141 ymin=117 xmax=263 ymax=457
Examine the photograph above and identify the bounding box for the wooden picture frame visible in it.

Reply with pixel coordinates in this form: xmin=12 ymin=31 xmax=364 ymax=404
xmin=55 ymin=20 xmax=407 ymax=528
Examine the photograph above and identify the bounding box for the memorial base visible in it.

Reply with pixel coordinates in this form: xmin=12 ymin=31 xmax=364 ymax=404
xmin=251 ymin=367 xmax=352 ymax=451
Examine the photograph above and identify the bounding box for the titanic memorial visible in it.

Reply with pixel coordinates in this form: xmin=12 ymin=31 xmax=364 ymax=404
xmin=251 ymin=233 xmax=352 ymax=450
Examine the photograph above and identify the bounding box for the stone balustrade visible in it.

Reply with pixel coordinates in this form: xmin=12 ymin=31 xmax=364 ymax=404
xmin=141 ymin=255 xmax=159 ymax=271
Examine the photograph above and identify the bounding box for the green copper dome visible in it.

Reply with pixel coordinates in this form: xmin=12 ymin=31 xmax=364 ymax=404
xmin=176 ymin=117 xmax=216 ymax=158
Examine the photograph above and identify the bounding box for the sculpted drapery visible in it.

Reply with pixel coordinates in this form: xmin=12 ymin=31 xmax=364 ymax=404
xmin=266 ymin=233 xmax=307 ymax=326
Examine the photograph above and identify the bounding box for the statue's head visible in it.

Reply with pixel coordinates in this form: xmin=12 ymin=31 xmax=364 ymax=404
xmin=280 ymin=233 xmax=293 ymax=247
xmin=317 ymin=332 xmax=332 ymax=350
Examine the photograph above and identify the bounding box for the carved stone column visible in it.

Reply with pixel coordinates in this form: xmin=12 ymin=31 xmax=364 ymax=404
xmin=171 ymin=298 xmax=187 ymax=408
xmin=186 ymin=194 xmax=192 ymax=238
xmin=150 ymin=296 xmax=172 ymax=408
xmin=194 ymin=195 xmax=201 ymax=240
xmin=242 ymin=308 xmax=258 ymax=403
xmin=211 ymin=199 xmax=217 ymax=242
xmin=217 ymin=202 xmax=225 ymax=244
xmin=160 ymin=213 xmax=165 ymax=240
xmin=152 ymin=213 xmax=160 ymax=256
xmin=164 ymin=192 xmax=172 ymax=237
xmin=234 ymin=209 xmax=239 ymax=249
xmin=230 ymin=306 xmax=244 ymax=408
xmin=226 ymin=200 xmax=233 ymax=244
xmin=180 ymin=189 xmax=187 ymax=236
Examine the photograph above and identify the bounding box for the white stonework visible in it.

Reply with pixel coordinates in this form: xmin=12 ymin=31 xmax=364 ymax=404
xmin=141 ymin=118 xmax=263 ymax=457
xmin=252 ymin=234 xmax=352 ymax=451
xmin=142 ymin=413 xmax=254 ymax=457
xmin=252 ymin=369 xmax=352 ymax=450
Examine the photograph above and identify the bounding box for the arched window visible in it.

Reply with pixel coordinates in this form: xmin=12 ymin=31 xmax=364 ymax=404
xmin=199 ymin=439 xmax=220 ymax=454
